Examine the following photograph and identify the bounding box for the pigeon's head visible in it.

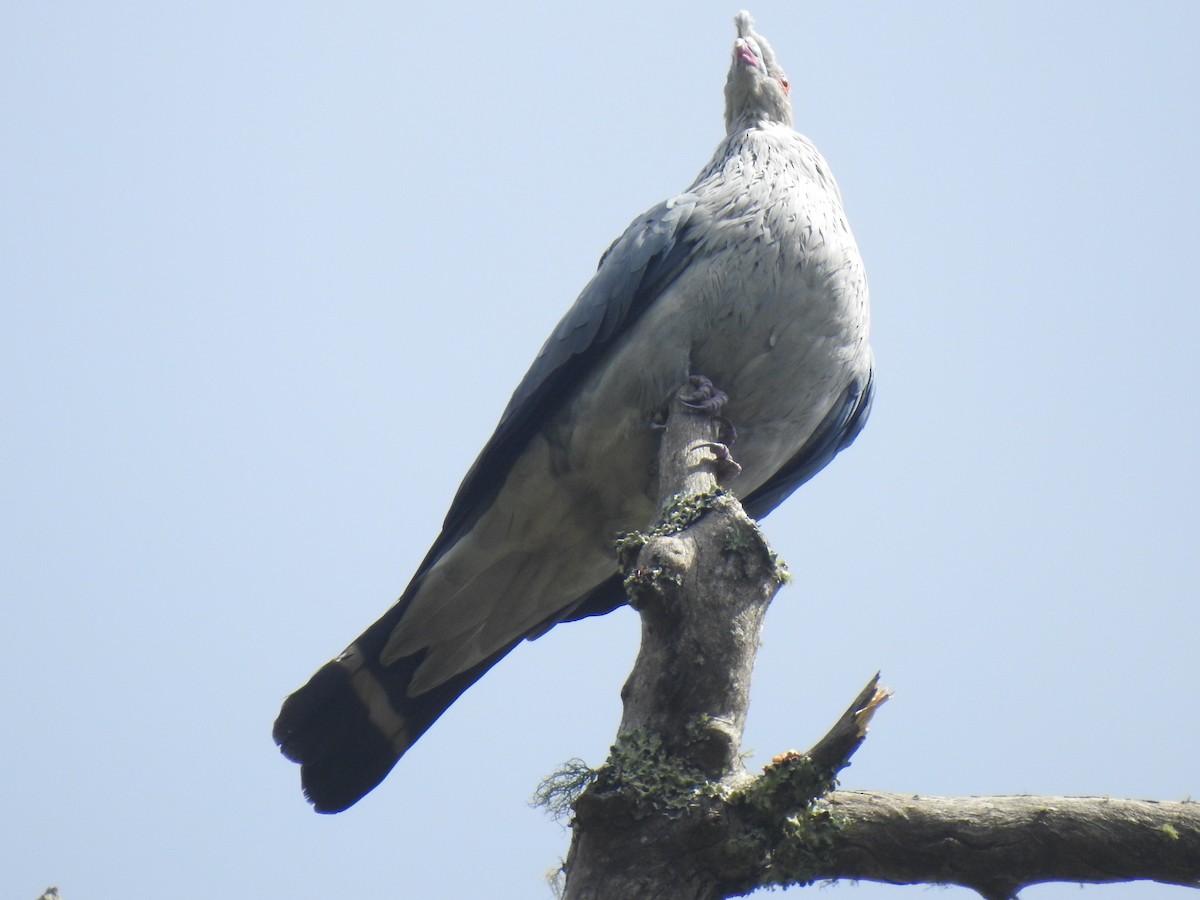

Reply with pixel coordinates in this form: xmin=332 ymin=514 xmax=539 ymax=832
xmin=724 ymin=11 xmax=792 ymax=134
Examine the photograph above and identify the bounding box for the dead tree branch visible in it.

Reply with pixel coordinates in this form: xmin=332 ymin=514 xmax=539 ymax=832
xmin=551 ymin=377 xmax=1200 ymax=899
xmin=816 ymin=791 xmax=1200 ymax=900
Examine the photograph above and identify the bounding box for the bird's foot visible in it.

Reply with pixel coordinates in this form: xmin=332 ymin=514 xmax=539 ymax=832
xmin=678 ymin=376 xmax=740 ymax=477
xmin=691 ymin=440 xmax=742 ymax=480
xmin=678 ymin=374 xmax=728 ymax=414
xmin=651 ymin=377 xmax=733 ymax=432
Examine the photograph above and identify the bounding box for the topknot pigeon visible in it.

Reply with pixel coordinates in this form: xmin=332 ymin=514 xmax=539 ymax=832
xmin=274 ymin=10 xmax=873 ymax=813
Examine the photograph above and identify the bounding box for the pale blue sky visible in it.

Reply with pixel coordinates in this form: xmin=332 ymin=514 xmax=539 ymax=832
xmin=3 ymin=2 xmax=1197 ymax=898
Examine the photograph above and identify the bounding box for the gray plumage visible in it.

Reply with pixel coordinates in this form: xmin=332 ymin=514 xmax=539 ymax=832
xmin=274 ymin=10 xmax=873 ymax=813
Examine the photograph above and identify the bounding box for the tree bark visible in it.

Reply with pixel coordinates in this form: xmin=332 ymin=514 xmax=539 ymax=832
xmin=561 ymin=376 xmax=782 ymax=900
xmin=817 ymin=791 xmax=1200 ymax=899
xmin=552 ymin=378 xmax=1200 ymax=899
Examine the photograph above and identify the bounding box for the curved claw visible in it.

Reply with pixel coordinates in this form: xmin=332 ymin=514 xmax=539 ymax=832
xmin=678 ymin=374 xmax=728 ymax=415
xmin=693 ymin=440 xmax=742 ymax=480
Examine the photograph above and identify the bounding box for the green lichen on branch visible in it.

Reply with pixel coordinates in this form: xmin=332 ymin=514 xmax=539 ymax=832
xmin=738 ymin=751 xmax=837 ymax=816
xmin=620 ymin=563 xmax=684 ymax=605
xmin=591 ymin=728 xmax=724 ymax=819
xmin=535 ymin=728 xmax=731 ymax=826
xmin=613 ymin=485 xmax=730 ymax=567
xmin=724 ymin=751 xmax=844 ymax=890
xmin=718 ymin=516 xmax=791 ymax=587
xmin=758 ymin=803 xmax=843 ymax=888
xmin=721 ymin=524 xmax=756 ymax=555
xmin=772 ymin=552 xmax=792 ymax=584
xmin=615 ymin=486 xmax=733 ymax=605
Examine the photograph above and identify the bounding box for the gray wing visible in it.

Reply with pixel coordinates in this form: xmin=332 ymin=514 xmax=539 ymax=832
xmin=741 ymin=368 xmax=874 ymax=519
xmin=419 ymin=194 xmax=702 ymax=573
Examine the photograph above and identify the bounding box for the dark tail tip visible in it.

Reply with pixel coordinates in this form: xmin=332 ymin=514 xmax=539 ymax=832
xmin=273 ymin=660 xmax=403 ymax=813
xmin=274 ymin=626 xmax=527 ymax=812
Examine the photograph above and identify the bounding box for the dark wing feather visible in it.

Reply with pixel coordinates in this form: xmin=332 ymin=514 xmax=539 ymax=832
xmin=742 ymin=368 xmax=874 ymax=520
xmin=428 ymin=195 xmax=701 ymax=565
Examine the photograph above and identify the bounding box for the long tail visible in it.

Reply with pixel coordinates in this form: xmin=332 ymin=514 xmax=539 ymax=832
xmin=272 ymin=602 xmax=519 ymax=813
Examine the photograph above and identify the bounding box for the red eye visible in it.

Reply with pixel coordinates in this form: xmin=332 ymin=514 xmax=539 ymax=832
xmin=780 ymin=76 xmax=790 ymax=95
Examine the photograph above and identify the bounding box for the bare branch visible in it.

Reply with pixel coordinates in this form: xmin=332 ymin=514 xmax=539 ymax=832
xmin=804 ymin=673 xmax=891 ymax=776
xmin=562 ymin=378 xmax=785 ymax=900
xmin=816 ymin=791 xmax=1200 ymax=899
